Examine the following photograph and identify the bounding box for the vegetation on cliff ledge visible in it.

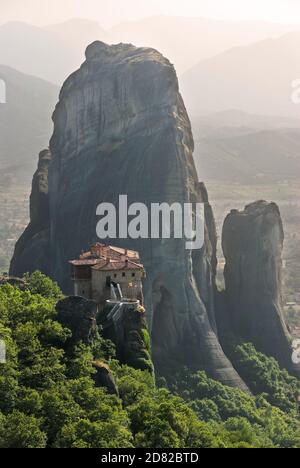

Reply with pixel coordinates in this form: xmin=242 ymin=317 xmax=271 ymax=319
xmin=0 ymin=273 xmax=299 ymax=448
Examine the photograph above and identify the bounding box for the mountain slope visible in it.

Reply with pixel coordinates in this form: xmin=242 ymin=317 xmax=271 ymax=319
xmin=0 ymin=22 xmax=83 ymax=84
xmin=182 ymin=31 xmax=300 ymax=117
xmin=0 ymin=18 xmax=299 ymax=83
xmin=45 ymin=18 xmax=108 ymax=50
xmin=0 ymin=65 xmax=59 ymax=180
xmin=191 ymin=109 xmax=300 ymax=131
xmin=193 ymin=126 xmax=300 ymax=183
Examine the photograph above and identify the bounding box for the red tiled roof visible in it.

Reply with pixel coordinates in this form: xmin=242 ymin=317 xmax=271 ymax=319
xmin=92 ymin=259 xmax=143 ymax=272
xmin=69 ymin=259 xmax=99 ymax=266
xmin=69 ymin=244 xmax=143 ymax=269
xmin=109 ymin=246 xmax=139 ymax=259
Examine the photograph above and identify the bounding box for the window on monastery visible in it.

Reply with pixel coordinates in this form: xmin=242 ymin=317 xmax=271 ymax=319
xmin=122 ymin=272 xmax=126 ymax=277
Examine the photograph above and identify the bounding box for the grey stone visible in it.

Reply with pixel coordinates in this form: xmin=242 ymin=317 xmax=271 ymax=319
xmin=10 ymin=42 xmax=248 ymax=390
xmin=56 ymin=296 xmax=99 ymax=347
xmin=10 ymin=149 xmax=52 ymax=276
xmin=92 ymin=361 xmax=119 ymax=396
xmin=222 ymin=200 xmax=300 ymax=378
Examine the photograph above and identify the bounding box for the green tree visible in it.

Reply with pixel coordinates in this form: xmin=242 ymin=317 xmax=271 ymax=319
xmin=24 ymin=271 xmax=63 ymax=301
xmin=0 ymin=411 xmax=47 ymax=448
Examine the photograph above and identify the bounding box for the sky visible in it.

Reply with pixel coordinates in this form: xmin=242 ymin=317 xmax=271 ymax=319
xmin=1 ymin=0 xmax=300 ymax=27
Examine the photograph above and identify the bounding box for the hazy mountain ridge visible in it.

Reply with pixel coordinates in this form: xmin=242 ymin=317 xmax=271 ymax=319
xmin=0 ymin=17 xmax=299 ymax=83
xmin=182 ymin=31 xmax=300 ymax=118
xmin=191 ymin=109 xmax=300 ymax=131
xmin=45 ymin=18 xmax=108 ymax=49
xmin=192 ymin=111 xmax=300 ymax=183
xmin=108 ymin=16 xmax=299 ymax=75
xmin=0 ymin=65 xmax=59 ymax=180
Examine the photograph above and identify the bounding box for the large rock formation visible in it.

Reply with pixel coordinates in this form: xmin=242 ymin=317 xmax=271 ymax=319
xmin=222 ymin=201 xmax=300 ymax=378
xmin=99 ymin=301 xmax=154 ymax=375
xmin=56 ymin=296 xmax=119 ymax=395
xmin=56 ymin=296 xmax=99 ymax=348
xmin=10 ymin=41 xmax=248 ymax=389
xmin=10 ymin=149 xmax=52 ymax=276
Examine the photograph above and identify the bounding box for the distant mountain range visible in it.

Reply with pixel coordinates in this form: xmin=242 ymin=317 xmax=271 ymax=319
xmin=191 ymin=109 xmax=300 ymax=132
xmin=182 ymin=31 xmax=300 ymax=118
xmin=192 ymin=110 xmax=300 ymax=183
xmin=1 ymin=19 xmax=300 ymax=186
xmin=108 ymin=16 xmax=298 ymax=76
xmin=0 ymin=65 xmax=59 ymax=180
xmin=0 ymin=21 xmax=85 ymax=84
xmin=0 ymin=17 xmax=299 ymax=83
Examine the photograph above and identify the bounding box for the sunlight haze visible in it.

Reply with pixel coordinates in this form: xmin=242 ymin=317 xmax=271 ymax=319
xmin=1 ymin=0 xmax=300 ymax=27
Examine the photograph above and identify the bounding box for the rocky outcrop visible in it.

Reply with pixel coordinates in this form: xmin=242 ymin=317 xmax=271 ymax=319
xmin=10 ymin=149 xmax=52 ymax=276
xmin=10 ymin=41 xmax=248 ymax=390
xmin=92 ymin=361 xmax=119 ymax=396
xmin=0 ymin=276 xmax=26 ymax=290
xmin=222 ymin=201 xmax=300 ymax=378
xmin=99 ymin=301 xmax=154 ymax=375
xmin=56 ymin=297 xmax=119 ymax=394
xmin=56 ymin=296 xmax=99 ymax=348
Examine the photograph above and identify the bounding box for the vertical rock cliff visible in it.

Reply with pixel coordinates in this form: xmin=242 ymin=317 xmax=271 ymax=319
xmin=10 ymin=149 xmax=52 ymax=276
xmin=222 ymin=201 xmax=300 ymax=378
xmin=10 ymin=41 xmax=247 ymax=389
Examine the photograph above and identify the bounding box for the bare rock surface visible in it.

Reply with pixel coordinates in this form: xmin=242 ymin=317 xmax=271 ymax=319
xmin=222 ymin=200 xmax=300 ymax=378
xmin=10 ymin=41 xmax=249 ymax=389
xmin=56 ymin=296 xmax=99 ymax=347
xmin=10 ymin=149 xmax=52 ymax=276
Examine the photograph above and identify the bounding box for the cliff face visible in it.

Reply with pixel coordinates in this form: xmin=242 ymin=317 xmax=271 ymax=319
xmin=10 ymin=149 xmax=52 ymax=276
xmin=56 ymin=296 xmax=99 ymax=348
xmin=10 ymin=41 xmax=247 ymax=389
xmin=99 ymin=301 xmax=154 ymax=375
xmin=222 ymin=201 xmax=300 ymax=378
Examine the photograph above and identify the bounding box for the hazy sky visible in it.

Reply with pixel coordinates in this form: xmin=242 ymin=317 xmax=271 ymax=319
xmin=1 ymin=0 xmax=300 ymax=27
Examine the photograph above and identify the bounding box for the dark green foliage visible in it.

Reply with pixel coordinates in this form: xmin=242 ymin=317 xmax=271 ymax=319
xmin=0 ymin=276 xmax=299 ymax=448
xmin=0 ymin=411 xmax=47 ymax=448
xmin=141 ymin=328 xmax=151 ymax=352
xmin=232 ymin=343 xmax=300 ymax=414
xmin=167 ymin=369 xmax=300 ymax=448
xmin=112 ymin=365 xmax=218 ymax=448
xmin=24 ymin=271 xmax=64 ymax=301
xmin=99 ymin=303 xmax=154 ymax=375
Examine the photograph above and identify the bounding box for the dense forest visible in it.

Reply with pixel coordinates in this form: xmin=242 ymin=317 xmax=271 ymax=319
xmin=0 ymin=272 xmax=299 ymax=448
